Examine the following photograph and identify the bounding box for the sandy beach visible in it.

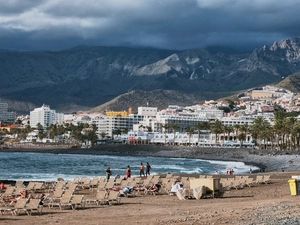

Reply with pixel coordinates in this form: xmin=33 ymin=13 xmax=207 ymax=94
xmin=1 ymin=144 xmax=300 ymax=224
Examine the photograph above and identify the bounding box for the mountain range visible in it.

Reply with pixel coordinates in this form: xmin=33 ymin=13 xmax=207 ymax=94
xmin=1 ymin=37 xmax=300 ymax=114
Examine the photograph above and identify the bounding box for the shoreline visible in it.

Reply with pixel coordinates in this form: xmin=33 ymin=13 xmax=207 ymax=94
xmin=1 ymin=144 xmax=299 ymax=173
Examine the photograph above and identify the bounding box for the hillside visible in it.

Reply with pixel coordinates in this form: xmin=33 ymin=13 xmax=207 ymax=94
xmin=89 ymin=89 xmax=237 ymax=113
xmin=276 ymin=72 xmax=300 ymax=93
xmin=1 ymin=37 xmax=300 ymax=114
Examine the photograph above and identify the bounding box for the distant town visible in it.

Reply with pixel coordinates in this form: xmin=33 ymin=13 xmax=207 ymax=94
xmin=1 ymin=85 xmax=300 ymax=150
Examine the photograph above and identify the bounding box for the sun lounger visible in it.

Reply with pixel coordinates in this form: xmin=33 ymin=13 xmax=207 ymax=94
xmin=25 ymin=182 xmax=36 ymax=191
xmin=86 ymin=190 xmax=108 ymax=206
xmin=15 ymin=181 xmax=24 ymax=188
xmin=193 ymin=186 xmax=206 ymax=200
xmin=70 ymin=195 xmax=85 ymax=210
xmin=89 ymin=177 xmax=99 ymax=191
xmin=107 ymin=191 xmax=121 ymax=205
xmin=80 ymin=178 xmax=91 ymax=189
xmin=1 ymin=186 xmax=15 ymax=198
xmin=24 ymin=199 xmax=43 ymax=216
xmin=48 ymin=189 xmax=64 ymax=204
xmin=1 ymin=198 xmax=28 ymax=215
xmin=262 ymin=175 xmax=271 ymax=184
xmin=57 ymin=194 xmax=73 ymax=210
xmin=33 ymin=182 xmax=45 ymax=192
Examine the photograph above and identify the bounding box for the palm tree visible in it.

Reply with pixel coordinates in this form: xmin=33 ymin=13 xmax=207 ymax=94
xmin=170 ymin=123 xmax=180 ymax=145
xmin=185 ymin=126 xmax=194 ymax=145
xmin=194 ymin=121 xmax=210 ymax=143
xmin=233 ymin=124 xmax=241 ymax=142
xmin=273 ymin=111 xmax=286 ymax=150
xmin=114 ymin=128 xmax=122 ymax=138
xmin=224 ymin=126 xmax=234 ymax=142
xmin=210 ymin=119 xmax=224 ymax=145
xmin=251 ymin=116 xmax=271 ymax=149
xmin=238 ymin=124 xmax=250 ymax=147
xmin=162 ymin=124 xmax=170 ymax=144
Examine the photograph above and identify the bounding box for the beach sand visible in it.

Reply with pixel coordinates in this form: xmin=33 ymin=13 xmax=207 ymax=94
xmin=1 ymin=144 xmax=300 ymax=224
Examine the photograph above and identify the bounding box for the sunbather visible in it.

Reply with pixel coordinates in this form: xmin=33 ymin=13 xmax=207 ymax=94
xmin=0 ymin=183 xmax=7 ymax=190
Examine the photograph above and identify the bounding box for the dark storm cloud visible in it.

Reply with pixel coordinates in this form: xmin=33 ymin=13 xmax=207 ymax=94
xmin=0 ymin=0 xmax=300 ymax=51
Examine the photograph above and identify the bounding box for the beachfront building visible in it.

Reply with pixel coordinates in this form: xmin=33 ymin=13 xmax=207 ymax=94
xmin=133 ymin=105 xmax=213 ymax=133
xmin=30 ymin=104 xmax=64 ymax=128
xmin=92 ymin=113 xmax=144 ymax=139
xmin=0 ymin=101 xmax=16 ymax=123
xmin=150 ymin=131 xmax=213 ymax=146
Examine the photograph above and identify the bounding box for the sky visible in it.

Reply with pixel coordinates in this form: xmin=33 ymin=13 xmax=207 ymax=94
xmin=0 ymin=0 xmax=300 ymax=52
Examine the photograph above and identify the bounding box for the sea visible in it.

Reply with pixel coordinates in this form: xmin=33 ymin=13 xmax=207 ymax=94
xmin=0 ymin=152 xmax=259 ymax=181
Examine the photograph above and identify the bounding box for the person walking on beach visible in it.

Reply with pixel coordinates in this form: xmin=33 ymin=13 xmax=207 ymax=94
xmin=106 ymin=167 xmax=112 ymax=180
xmin=140 ymin=163 xmax=145 ymax=177
xmin=125 ymin=165 xmax=131 ymax=179
xmin=146 ymin=162 xmax=151 ymax=177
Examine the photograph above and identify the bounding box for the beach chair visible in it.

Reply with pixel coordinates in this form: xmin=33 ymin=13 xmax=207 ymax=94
xmin=65 ymin=182 xmax=78 ymax=193
xmin=33 ymin=182 xmax=45 ymax=192
xmin=15 ymin=181 xmax=25 ymax=188
xmin=55 ymin=181 xmax=66 ymax=190
xmin=48 ymin=189 xmax=64 ymax=204
xmin=83 ymin=178 xmax=92 ymax=189
xmin=262 ymin=175 xmax=271 ymax=184
xmin=255 ymin=175 xmax=264 ymax=184
xmin=57 ymin=194 xmax=73 ymax=210
xmin=1 ymin=198 xmax=28 ymax=215
xmin=2 ymin=186 xmax=15 ymax=198
xmin=24 ymin=199 xmax=43 ymax=216
xmin=114 ymin=178 xmax=123 ymax=186
xmin=70 ymin=195 xmax=85 ymax=210
xmin=89 ymin=177 xmax=99 ymax=191
xmin=193 ymin=186 xmax=206 ymax=200
xmin=97 ymin=181 xmax=106 ymax=191
xmin=107 ymin=191 xmax=121 ymax=205
xmin=165 ymin=174 xmax=173 ymax=179
xmin=25 ymin=182 xmax=36 ymax=191
xmin=105 ymin=179 xmax=115 ymax=190
xmin=73 ymin=177 xmax=80 ymax=184
xmin=86 ymin=190 xmax=108 ymax=206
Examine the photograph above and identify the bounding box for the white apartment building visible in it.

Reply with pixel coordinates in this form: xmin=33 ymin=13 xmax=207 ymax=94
xmin=137 ymin=107 xmax=157 ymax=117
xmin=30 ymin=104 xmax=63 ymax=128
xmin=92 ymin=114 xmax=144 ymax=138
xmin=0 ymin=101 xmax=16 ymax=123
xmin=220 ymin=115 xmax=256 ymax=127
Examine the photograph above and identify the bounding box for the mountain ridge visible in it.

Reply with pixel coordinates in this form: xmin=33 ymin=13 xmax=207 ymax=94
xmin=1 ymin=37 xmax=300 ymax=114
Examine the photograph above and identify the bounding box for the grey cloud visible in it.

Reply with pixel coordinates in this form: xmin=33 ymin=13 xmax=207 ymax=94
xmin=0 ymin=0 xmax=45 ymax=15
xmin=0 ymin=0 xmax=300 ymax=51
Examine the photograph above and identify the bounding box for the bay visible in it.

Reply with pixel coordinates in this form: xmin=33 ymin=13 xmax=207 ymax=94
xmin=0 ymin=152 xmax=259 ymax=181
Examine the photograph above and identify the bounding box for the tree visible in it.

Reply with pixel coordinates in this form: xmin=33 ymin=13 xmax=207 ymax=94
xmin=162 ymin=124 xmax=170 ymax=144
xmin=251 ymin=116 xmax=271 ymax=149
xmin=85 ymin=129 xmax=98 ymax=147
xmin=114 ymin=128 xmax=122 ymax=138
xmin=238 ymin=124 xmax=250 ymax=146
xmin=185 ymin=126 xmax=194 ymax=145
xmin=100 ymin=132 xmax=106 ymax=139
xmin=210 ymin=119 xmax=224 ymax=145
xmin=194 ymin=121 xmax=210 ymax=143
xmin=170 ymin=123 xmax=180 ymax=145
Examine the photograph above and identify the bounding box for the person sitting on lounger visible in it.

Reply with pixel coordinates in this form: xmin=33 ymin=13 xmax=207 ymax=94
xmin=0 ymin=183 xmax=7 ymax=190
xmin=148 ymin=184 xmax=161 ymax=192
xmin=170 ymin=181 xmax=183 ymax=195
xmin=118 ymin=186 xmax=135 ymax=197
